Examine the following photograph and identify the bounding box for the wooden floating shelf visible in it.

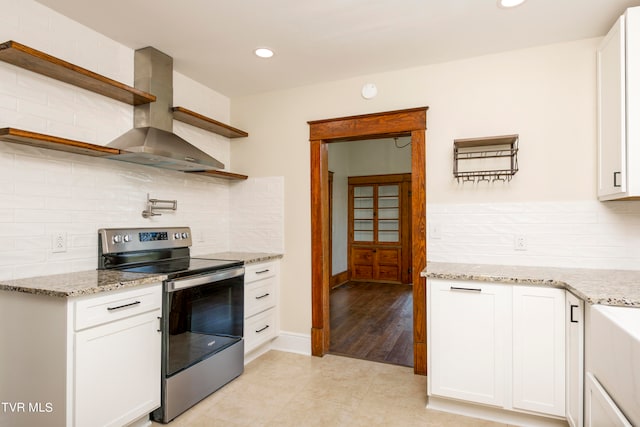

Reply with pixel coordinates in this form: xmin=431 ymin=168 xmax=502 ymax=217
xmin=186 ymin=170 xmax=249 ymax=181
xmin=453 ymin=134 xmax=519 ymax=149
xmin=0 ymin=128 xmax=249 ymax=180
xmin=0 ymin=128 xmax=120 ymax=157
xmin=0 ymin=40 xmax=156 ymax=106
xmin=172 ymin=106 xmax=248 ymax=138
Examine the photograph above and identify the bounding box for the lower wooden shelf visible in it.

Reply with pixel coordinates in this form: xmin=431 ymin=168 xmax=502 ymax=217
xmin=0 ymin=127 xmax=249 ymax=180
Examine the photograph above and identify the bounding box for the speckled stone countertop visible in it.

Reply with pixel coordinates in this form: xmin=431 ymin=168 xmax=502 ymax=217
xmin=0 ymin=252 xmax=282 ymax=298
xmin=422 ymin=261 xmax=640 ymax=308
xmin=197 ymin=252 xmax=283 ymax=264
xmin=0 ymin=270 xmax=166 ymax=298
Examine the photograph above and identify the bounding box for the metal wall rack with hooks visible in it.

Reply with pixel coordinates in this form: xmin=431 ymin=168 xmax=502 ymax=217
xmin=453 ymin=134 xmax=519 ymax=183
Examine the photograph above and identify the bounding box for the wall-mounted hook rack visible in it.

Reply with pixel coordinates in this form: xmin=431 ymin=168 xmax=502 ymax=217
xmin=142 ymin=193 xmax=177 ymax=218
xmin=453 ymin=134 xmax=519 ymax=183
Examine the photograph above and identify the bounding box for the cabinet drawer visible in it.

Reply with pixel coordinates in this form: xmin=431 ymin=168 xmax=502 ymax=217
xmin=75 ymin=284 xmax=162 ymax=331
xmin=245 ymin=308 xmax=277 ymax=352
xmin=245 ymin=276 xmax=277 ymax=317
xmin=245 ymin=261 xmax=277 ymax=283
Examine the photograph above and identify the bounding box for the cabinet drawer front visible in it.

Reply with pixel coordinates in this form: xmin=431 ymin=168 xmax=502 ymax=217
xmin=245 ymin=261 xmax=277 ymax=283
xmin=244 ymin=308 xmax=277 ymax=353
xmin=377 ymin=248 xmax=399 ymax=264
xmin=377 ymin=265 xmax=399 ymax=282
xmin=353 ymin=265 xmax=373 ymax=279
xmin=75 ymin=284 xmax=162 ymax=331
xmin=352 ymin=248 xmax=373 ymax=264
xmin=245 ymin=276 xmax=277 ymax=317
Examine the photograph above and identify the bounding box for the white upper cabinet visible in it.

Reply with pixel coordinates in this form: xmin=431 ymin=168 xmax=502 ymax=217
xmin=598 ymin=7 xmax=640 ymax=200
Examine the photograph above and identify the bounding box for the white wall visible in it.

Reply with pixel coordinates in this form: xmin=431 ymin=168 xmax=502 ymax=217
xmin=231 ymin=37 xmax=640 ymax=336
xmin=0 ymin=0 xmax=283 ymax=280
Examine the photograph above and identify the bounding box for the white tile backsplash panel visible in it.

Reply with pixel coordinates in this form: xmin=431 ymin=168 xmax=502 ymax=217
xmin=228 ymin=176 xmax=285 ymax=254
xmin=428 ymin=201 xmax=640 ymax=270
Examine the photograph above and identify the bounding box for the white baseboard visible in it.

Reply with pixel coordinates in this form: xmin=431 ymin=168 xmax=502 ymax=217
xmin=270 ymin=331 xmax=311 ymax=355
xmin=427 ymin=396 xmax=567 ymax=427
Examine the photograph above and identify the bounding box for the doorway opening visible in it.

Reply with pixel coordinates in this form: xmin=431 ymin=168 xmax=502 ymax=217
xmin=308 ymin=107 xmax=428 ymax=375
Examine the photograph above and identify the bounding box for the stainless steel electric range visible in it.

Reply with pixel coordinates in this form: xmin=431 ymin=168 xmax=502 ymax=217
xmin=98 ymin=227 xmax=244 ymax=423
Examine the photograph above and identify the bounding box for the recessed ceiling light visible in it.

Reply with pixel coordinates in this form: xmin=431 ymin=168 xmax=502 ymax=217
xmin=254 ymin=48 xmax=274 ymax=58
xmin=498 ymin=0 xmax=526 ymax=8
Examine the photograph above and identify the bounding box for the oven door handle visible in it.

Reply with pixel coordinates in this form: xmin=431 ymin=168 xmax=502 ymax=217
xmin=166 ymin=267 xmax=244 ymax=292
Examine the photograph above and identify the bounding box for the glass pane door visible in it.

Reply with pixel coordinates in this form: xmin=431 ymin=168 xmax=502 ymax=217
xmin=377 ymin=185 xmax=399 ymax=243
xmin=353 ymin=186 xmax=374 ymax=241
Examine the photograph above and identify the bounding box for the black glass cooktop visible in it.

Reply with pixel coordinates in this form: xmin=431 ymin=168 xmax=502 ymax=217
xmin=117 ymin=257 xmax=243 ymax=278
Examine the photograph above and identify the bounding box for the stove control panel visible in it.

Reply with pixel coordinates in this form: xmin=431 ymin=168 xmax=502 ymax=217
xmin=99 ymin=227 xmax=192 ymax=255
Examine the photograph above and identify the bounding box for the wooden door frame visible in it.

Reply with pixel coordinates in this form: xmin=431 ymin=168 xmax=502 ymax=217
xmin=308 ymin=106 xmax=428 ymax=375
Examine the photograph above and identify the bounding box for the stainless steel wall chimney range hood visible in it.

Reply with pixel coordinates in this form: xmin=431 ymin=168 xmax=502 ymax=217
xmin=107 ymin=47 xmax=224 ymax=172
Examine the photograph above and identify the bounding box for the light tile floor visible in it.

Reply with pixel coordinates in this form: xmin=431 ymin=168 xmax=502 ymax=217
xmin=152 ymin=350 xmax=508 ymax=426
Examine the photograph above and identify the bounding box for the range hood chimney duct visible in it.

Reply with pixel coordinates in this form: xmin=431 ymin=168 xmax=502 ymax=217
xmin=106 ymin=47 xmax=224 ymax=171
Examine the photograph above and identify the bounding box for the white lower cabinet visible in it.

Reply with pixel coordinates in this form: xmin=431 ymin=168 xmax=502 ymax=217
xmin=244 ymin=260 xmax=280 ymax=355
xmin=429 ymin=281 xmax=509 ymax=406
xmin=0 ymin=283 xmax=161 ymax=427
xmin=512 ymin=286 xmax=566 ymax=417
xmin=427 ymin=279 xmax=567 ymax=423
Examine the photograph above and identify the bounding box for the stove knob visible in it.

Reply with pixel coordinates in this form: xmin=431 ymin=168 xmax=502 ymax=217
xmin=182 ymin=232 xmax=188 ymax=239
xmin=123 ymin=234 xmax=131 ymax=242
xmin=112 ymin=235 xmax=122 ymax=244
xmin=174 ymin=232 xmax=181 ymax=240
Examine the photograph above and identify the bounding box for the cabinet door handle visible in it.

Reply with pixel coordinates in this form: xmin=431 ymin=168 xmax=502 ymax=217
xmin=613 ymin=171 xmax=622 ymax=187
xmin=450 ymin=286 xmax=482 ymax=292
xmin=106 ymin=300 xmax=141 ymax=311
xmin=570 ymin=304 xmax=579 ymax=323
xmin=157 ymin=316 xmax=162 ymax=332
xmin=256 ymin=269 xmax=270 ymax=274
xmin=255 ymin=293 xmax=270 ymax=300
xmin=255 ymin=325 xmax=270 ymax=333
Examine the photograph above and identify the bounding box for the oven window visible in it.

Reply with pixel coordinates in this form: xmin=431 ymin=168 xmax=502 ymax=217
xmin=165 ymin=272 xmax=244 ymax=377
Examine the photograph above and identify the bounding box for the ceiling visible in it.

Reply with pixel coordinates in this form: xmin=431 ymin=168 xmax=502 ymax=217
xmin=35 ymin=0 xmax=640 ymax=98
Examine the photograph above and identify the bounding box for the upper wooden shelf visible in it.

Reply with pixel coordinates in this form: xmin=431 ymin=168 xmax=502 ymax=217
xmin=0 ymin=40 xmax=156 ymax=106
xmin=172 ymin=106 xmax=248 ymax=138
xmin=0 ymin=127 xmax=120 ymax=157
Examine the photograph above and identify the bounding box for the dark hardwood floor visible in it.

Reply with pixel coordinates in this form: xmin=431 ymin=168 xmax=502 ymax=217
xmin=329 ymin=281 xmax=413 ymax=367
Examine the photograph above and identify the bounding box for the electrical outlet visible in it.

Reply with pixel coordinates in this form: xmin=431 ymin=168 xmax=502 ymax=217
xmin=514 ymin=234 xmax=527 ymax=251
xmin=429 ymin=223 xmax=442 ymax=240
xmin=52 ymin=232 xmax=67 ymax=253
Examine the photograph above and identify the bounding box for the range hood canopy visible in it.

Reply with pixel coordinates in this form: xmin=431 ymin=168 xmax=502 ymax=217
xmin=107 ymin=47 xmax=224 ymax=172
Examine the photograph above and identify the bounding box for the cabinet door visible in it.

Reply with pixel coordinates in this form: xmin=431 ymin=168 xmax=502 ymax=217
xmin=74 ymin=310 xmax=161 ymax=427
xmin=566 ymin=292 xmax=584 ymax=427
xmin=351 ymin=247 xmax=374 ymax=279
xmin=597 ymin=15 xmax=627 ymax=199
xmin=512 ymin=287 xmax=565 ymax=417
xmin=428 ymin=280 xmax=509 ymax=407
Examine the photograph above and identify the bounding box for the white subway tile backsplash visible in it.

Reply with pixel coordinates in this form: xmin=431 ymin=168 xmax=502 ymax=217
xmin=428 ymin=200 xmax=640 ymax=270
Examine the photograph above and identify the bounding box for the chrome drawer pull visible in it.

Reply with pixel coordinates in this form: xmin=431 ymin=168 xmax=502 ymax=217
xmin=255 ymin=293 xmax=270 ymax=300
xmin=256 ymin=269 xmax=270 ymax=274
xmin=255 ymin=325 xmax=270 ymax=333
xmin=107 ymin=300 xmax=141 ymax=311
xmin=450 ymin=286 xmax=482 ymax=292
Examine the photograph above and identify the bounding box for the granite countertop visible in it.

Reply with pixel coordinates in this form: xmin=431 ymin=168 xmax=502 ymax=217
xmin=422 ymin=261 xmax=640 ymax=308
xmin=0 ymin=252 xmax=282 ymax=298
xmin=0 ymin=270 xmax=166 ymax=298
xmin=197 ymin=252 xmax=283 ymax=264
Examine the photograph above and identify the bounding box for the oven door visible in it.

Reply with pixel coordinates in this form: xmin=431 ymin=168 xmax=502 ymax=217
xmin=164 ymin=266 xmax=244 ymax=378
